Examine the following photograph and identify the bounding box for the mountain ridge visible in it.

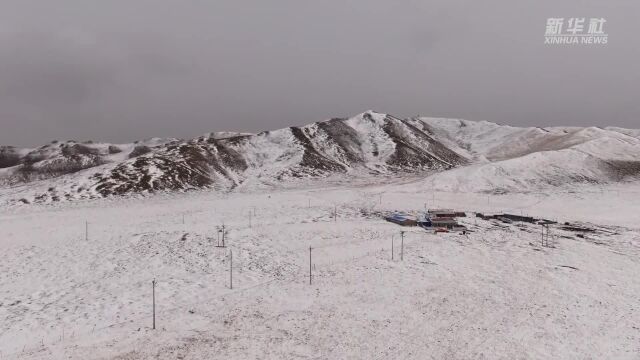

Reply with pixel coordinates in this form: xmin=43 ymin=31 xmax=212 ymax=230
xmin=1 ymin=111 xmax=639 ymax=203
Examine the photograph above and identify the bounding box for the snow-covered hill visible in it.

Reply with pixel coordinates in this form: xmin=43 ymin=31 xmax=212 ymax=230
xmin=2 ymin=182 xmax=640 ymax=359
xmin=1 ymin=111 xmax=638 ymax=203
xmin=1 ymin=111 xmax=469 ymax=203
xmin=0 ymin=138 xmax=178 ymax=185
xmin=414 ymin=118 xmax=640 ymax=193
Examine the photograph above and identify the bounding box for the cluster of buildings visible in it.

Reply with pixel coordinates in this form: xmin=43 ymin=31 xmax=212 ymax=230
xmin=475 ymin=212 xmax=560 ymax=226
xmin=384 ymin=209 xmax=466 ymax=232
xmin=384 ymin=207 xmax=575 ymax=234
xmin=385 ymin=208 xmax=587 ymax=239
xmin=475 ymin=213 xmax=538 ymax=224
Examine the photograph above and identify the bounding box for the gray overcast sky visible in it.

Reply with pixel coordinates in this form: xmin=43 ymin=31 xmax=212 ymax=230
xmin=1 ymin=0 xmax=638 ymax=146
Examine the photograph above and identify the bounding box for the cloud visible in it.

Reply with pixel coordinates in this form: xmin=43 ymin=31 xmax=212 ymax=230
xmin=0 ymin=0 xmax=638 ymax=146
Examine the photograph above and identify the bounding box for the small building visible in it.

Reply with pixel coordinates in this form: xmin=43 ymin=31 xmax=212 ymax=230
xmin=385 ymin=213 xmax=418 ymax=226
xmin=477 ymin=213 xmax=537 ymax=224
xmin=499 ymin=214 xmax=537 ymax=223
xmin=561 ymin=224 xmax=595 ymax=233
xmin=538 ymin=219 xmax=557 ymax=225
xmin=476 ymin=212 xmax=497 ymax=220
xmin=418 ymin=217 xmax=432 ymax=229
xmin=497 ymin=216 xmax=513 ymax=224
xmin=430 ymin=218 xmax=459 ymax=229
xmin=428 ymin=209 xmax=466 ymax=218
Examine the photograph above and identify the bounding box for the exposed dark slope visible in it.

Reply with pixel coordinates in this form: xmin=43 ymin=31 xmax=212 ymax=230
xmin=383 ymin=116 xmax=465 ymax=171
xmin=89 ymin=112 xmax=468 ymax=197
xmin=4 ymin=111 xmax=470 ymax=202
xmin=0 ymin=139 xmax=177 ymax=186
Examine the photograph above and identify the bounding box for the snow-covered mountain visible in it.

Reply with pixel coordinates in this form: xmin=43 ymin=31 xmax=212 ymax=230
xmin=0 ymin=111 xmax=468 ymax=202
xmin=412 ymin=117 xmax=640 ymax=193
xmin=1 ymin=111 xmax=639 ymax=202
xmin=0 ymin=138 xmax=178 ymax=185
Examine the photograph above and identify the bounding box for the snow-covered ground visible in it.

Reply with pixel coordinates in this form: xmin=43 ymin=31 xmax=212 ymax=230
xmin=1 ymin=180 xmax=639 ymax=359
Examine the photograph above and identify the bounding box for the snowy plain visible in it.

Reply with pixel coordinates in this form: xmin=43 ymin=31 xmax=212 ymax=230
xmin=1 ymin=177 xmax=639 ymax=359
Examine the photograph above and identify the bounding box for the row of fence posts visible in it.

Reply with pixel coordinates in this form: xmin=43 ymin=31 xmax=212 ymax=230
xmin=83 ymin=197 xmax=415 ymax=333
xmin=85 ymin=195 xmax=562 ymax=339
xmin=79 ymin=191 xmax=449 ymax=242
xmin=149 ymin=230 xmax=407 ymax=329
xmin=80 ymin=215 xmax=231 ymax=333
xmin=87 ymin=202 xmax=411 ymax=333
xmin=307 ymin=229 xmax=406 ymax=288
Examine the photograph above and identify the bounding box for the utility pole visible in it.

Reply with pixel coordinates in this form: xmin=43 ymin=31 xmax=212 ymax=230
xmin=541 ymin=223 xmax=551 ymax=247
xmin=85 ymin=221 xmax=88 ymax=241
xmin=391 ymin=235 xmax=394 ymax=260
xmin=309 ymin=246 xmax=313 ymax=285
xmin=152 ymin=279 xmax=156 ymax=330
xmin=334 ymin=206 xmax=337 ymax=222
xmin=545 ymin=224 xmax=551 ymax=247
xmin=400 ymin=231 xmax=405 ymax=261
xmin=229 ymin=250 xmax=233 ymax=289
xmin=217 ymin=225 xmax=226 ymax=247
xmin=249 ymin=210 xmax=252 ymax=228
